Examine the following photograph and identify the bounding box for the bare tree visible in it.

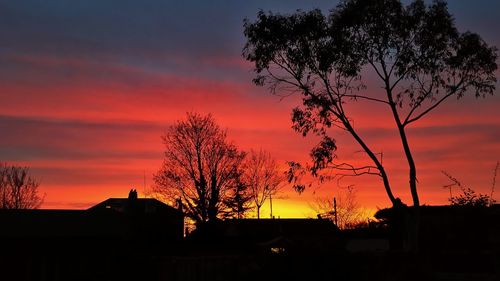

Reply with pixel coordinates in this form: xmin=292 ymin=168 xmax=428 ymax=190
xmin=0 ymin=163 xmax=7 ymax=208
xmin=153 ymin=113 xmax=246 ymax=225
xmin=0 ymin=163 xmax=43 ymax=209
xmin=310 ymin=186 xmax=370 ymax=229
xmin=243 ymin=149 xmax=285 ymax=219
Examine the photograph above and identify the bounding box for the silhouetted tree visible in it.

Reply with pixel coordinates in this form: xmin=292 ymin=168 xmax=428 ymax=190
xmin=223 ymin=179 xmax=253 ymax=219
xmin=0 ymin=163 xmax=43 ymax=209
xmin=310 ymin=186 xmax=370 ymax=229
xmin=153 ymin=113 xmax=246 ymax=225
xmin=244 ymin=0 xmax=497 ymax=249
xmin=243 ymin=149 xmax=285 ymax=219
xmin=442 ymin=161 xmax=498 ymax=207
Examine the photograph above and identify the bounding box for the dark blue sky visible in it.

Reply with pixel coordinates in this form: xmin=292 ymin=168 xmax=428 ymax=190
xmin=2 ymin=0 xmax=498 ymax=81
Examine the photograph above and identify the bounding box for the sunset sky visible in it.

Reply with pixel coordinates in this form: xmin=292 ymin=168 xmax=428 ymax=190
xmin=0 ymin=0 xmax=499 ymax=218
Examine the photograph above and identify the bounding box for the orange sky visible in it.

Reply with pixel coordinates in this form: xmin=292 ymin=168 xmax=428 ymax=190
xmin=0 ymin=1 xmax=499 ymax=218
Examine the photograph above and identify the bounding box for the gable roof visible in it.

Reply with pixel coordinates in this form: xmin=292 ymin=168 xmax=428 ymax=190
xmin=88 ymin=198 xmax=183 ymax=218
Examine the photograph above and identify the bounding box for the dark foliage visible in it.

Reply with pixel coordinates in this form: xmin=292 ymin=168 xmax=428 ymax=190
xmin=223 ymin=179 xmax=253 ymax=219
xmin=243 ymin=0 xmax=497 ymax=208
xmin=442 ymin=167 xmax=497 ymax=207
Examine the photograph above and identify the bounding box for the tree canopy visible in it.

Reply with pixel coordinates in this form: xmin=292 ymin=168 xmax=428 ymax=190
xmin=243 ymin=149 xmax=285 ymax=219
xmin=243 ymin=0 xmax=497 ymax=207
xmin=0 ymin=163 xmax=43 ymax=209
xmin=153 ymin=113 xmax=246 ymax=224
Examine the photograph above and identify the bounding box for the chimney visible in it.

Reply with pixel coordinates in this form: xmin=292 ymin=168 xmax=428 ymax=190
xmin=127 ymin=188 xmax=138 ymax=214
xmin=128 ymin=189 xmax=138 ymax=200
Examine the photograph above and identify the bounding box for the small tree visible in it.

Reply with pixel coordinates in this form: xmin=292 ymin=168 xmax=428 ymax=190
xmin=153 ymin=113 xmax=246 ymax=225
xmin=310 ymin=186 xmax=370 ymax=229
xmin=223 ymin=179 xmax=253 ymax=219
xmin=0 ymin=163 xmax=43 ymax=209
xmin=442 ymin=161 xmax=498 ymax=207
xmin=244 ymin=149 xmax=285 ymax=219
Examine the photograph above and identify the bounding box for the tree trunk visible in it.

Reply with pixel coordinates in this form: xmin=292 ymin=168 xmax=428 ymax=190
xmin=387 ymin=87 xmax=420 ymax=252
xmin=394 ymin=122 xmax=420 ymax=253
xmin=207 ymin=180 xmax=219 ymax=222
xmin=342 ymin=118 xmax=397 ymax=206
xmin=399 ymin=128 xmax=420 ymax=207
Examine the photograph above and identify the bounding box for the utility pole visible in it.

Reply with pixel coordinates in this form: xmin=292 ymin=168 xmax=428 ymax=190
xmin=333 ymin=197 xmax=338 ymax=227
xmin=269 ymin=193 xmax=273 ymax=218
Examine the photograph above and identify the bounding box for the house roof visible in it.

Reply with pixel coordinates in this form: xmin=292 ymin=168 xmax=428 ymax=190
xmin=88 ymin=197 xmax=183 ymax=218
xmin=0 ymin=198 xmax=184 ymax=238
xmin=375 ymin=204 xmax=500 ymax=220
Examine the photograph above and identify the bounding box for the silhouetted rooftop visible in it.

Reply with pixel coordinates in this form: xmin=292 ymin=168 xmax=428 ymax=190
xmin=0 ymin=197 xmax=184 ymax=239
xmin=375 ymin=204 xmax=500 ymax=220
xmin=88 ymin=197 xmax=183 ymax=218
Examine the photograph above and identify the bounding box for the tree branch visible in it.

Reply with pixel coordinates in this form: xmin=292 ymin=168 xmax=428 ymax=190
xmin=343 ymin=94 xmax=390 ymax=105
xmin=403 ymin=81 xmax=464 ymax=126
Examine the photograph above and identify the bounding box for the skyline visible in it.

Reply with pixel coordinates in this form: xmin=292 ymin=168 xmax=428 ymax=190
xmin=1 ymin=0 xmax=499 ymax=217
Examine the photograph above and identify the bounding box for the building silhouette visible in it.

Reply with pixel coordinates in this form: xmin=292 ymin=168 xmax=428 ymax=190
xmin=1 ymin=191 xmax=499 ymax=281
xmin=0 ymin=190 xmax=183 ymax=281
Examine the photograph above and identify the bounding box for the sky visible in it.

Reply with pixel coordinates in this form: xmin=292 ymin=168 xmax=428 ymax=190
xmin=0 ymin=0 xmax=499 ymax=218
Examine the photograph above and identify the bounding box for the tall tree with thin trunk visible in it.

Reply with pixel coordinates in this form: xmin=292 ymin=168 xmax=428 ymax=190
xmin=244 ymin=149 xmax=284 ymax=219
xmin=153 ymin=113 xmax=246 ymax=225
xmin=243 ymin=0 xmax=497 ymax=249
xmin=0 ymin=163 xmax=43 ymax=209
